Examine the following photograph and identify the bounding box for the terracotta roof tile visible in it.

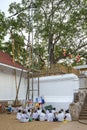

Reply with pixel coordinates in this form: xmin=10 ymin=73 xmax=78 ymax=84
xmin=0 ymin=51 xmax=26 ymax=70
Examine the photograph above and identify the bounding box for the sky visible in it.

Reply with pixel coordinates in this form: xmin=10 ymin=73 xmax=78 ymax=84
xmin=0 ymin=0 xmax=21 ymax=16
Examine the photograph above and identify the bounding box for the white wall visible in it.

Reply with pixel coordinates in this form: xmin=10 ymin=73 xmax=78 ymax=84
xmin=0 ymin=66 xmax=27 ymax=101
xmin=31 ymin=74 xmax=79 ymax=110
xmin=79 ymin=74 xmax=87 ymax=89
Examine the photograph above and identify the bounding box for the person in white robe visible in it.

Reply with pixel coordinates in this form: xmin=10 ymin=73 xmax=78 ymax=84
xmin=16 ymin=109 xmax=22 ymax=120
xmin=64 ymin=110 xmax=72 ymax=121
xmin=57 ymin=110 xmax=64 ymax=122
xmin=32 ymin=110 xmax=39 ymax=120
xmin=19 ymin=111 xmax=29 ymax=123
xmin=39 ymin=110 xmax=46 ymax=121
xmin=47 ymin=110 xmax=54 ymax=122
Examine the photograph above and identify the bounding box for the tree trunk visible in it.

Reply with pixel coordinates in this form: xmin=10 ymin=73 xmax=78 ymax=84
xmin=48 ymin=34 xmax=54 ymax=67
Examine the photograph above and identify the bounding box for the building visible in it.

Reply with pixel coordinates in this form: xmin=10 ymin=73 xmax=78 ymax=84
xmin=0 ymin=51 xmax=27 ymax=104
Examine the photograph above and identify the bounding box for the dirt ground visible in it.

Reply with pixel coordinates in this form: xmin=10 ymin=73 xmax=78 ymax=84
xmin=0 ymin=113 xmax=87 ymax=130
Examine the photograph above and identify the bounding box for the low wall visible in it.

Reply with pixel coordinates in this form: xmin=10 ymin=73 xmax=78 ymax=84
xmin=30 ymin=74 xmax=79 ymax=110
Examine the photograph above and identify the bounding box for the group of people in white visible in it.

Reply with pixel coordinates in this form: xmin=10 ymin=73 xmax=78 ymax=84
xmin=16 ymin=106 xmax=72 ymax=123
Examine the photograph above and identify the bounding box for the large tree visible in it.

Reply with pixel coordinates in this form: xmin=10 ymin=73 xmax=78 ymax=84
xmin=33 ymin=0 xmax=87 ymax=66
xmin=0 ymin=0 xmax=87 ymax=68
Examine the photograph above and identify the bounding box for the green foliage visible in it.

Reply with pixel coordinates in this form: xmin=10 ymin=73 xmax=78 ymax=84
xmin=0 ymin=0 xmax=87 ymax=69
xmin=0 ymin=11 xmax=7 ymax=41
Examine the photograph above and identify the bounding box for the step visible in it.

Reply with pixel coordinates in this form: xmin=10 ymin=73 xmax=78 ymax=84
xmin=79 ymin=117 xmax=87 ymax=120
xmin=79 ymin=115 xmax=87 ymax=119
xmin=80 ymin=111 xmax=87 ymax=114
xmin=83 ymin=104 xmax=87 ymax=106
xmin=83 ymin=106 xmax=87 ymax=108
xmin=82 ymin=109 xmax=87 ymax=111
xmin=80 ymin=114 xmax=87 ymax=116
xmin=82 ymin=106 xmax=87 ymax=109
xmin=80 ymin=111 xmax=87 ymax=113
xmin=79 ymin=115 xmax=87 ymax=118
xmin=79 ymin=95 xmax=87 ymax=120
xmin=81 ymin=109 xmax=87 ymax=111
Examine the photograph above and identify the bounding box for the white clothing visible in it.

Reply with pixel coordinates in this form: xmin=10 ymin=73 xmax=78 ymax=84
xmin=45 ymin=110 xmax=49 ymax=119
xmin=57 ymin=113 xmax=64 ymax=122
xmin=47 ymin=112 xmax=54 ymax=122
xmin=37 ymin=109 xmax=41 ymax=116
xmin=52 ymin=109 xmax=56 ymax=114
xmin=65 ymin=113 xmax=72 ymax=121
xmin=33 ymin=112 xmax=39 ymax=120
xmin=16 ymin=112 xmax=22 ymax=120
xmin=39 ymin=112 xmax=46 ymax=121
xmin=27 ymin=112 xmax=31 ymax=119
xmin=20 ymin=113 xmax=29 ymax=123
xmin=61 ymin=111 xmax=65 ymax=117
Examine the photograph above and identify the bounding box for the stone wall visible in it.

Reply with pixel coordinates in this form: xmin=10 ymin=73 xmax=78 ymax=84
xmin=69 ymin=90 xmax=87 ymax=120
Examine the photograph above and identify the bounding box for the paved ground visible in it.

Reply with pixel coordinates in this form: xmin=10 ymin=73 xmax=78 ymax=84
xmin=0 ymin=113 xmax=87 ymax=130
xmin=56 ymin=120 xmax=87 ymax=130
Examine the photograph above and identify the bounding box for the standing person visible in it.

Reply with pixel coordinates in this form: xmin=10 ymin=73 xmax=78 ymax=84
xmin=38 ymin=97 xmax=42 ymax=108
xmin=41 ymin=96 xmax=45 ymax=109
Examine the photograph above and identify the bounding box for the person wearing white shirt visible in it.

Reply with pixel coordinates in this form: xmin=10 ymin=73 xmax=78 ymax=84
xmin=27 ymin=109 xmax=31 ymax=119
xmin=64 ymin=110 xmax=72 ymax=121
xmin=37 ymin=108 xmax=41 ymax=116
xmin=45 ymin=109 xmax=49 ymax=119
xmin=20 ymin=111 xmax=29 ymax=123
xmin=16 ymin=109 xmax=22 ymax=120
xmin=47 ymin=110 xmax=54 ymax=122
xmin=32 ymin=110 xmax=39 ymax=120
xmin=39 ymin=110 xmax=46 ymax=121
xmin=52 ymin=107 xmax=56 ymax=114
xmin=60 ymin=109 xmax=65 ymax=117
xmin=57 ymin=110 xmax=64 ymax=122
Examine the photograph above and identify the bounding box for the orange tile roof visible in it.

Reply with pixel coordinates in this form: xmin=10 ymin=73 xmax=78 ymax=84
xmin=0 ymin=51 xmax=26 ymax=70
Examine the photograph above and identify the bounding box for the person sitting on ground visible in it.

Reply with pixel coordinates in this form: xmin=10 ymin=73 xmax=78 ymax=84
xmin=19 ymin=110 xmax=29 ymax=123
xmin=60 ymin=109 xmax=65 ymax=117
xmin=64 ymin=110 xmax=72 ymax=121
xmin=39 ymin=109 xmax=46 ymax=121
xmin=37 ymin=107 xmax=41 ymax=116
xmin=57 ymin=110 xmax=64 ymax=122
xmin=53 ymin=112 xmax=58 ymax=122
xmin=6 ymin=104 xmax=12 ymax=113
xmin=47 ymin=110 xmax=54 ymax=122
xmin=26 ymin=109 xmax=31 ymax=119
xmin=32 ymin=110 xmax=39 ymax=121
xmin=45 ymin=108 xmax=49 ymax=119
xmin=16 ymin=109 xmax=22 ymax=120
xmin=52 ymin=107 xmax=56 ymax=114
